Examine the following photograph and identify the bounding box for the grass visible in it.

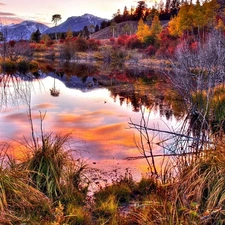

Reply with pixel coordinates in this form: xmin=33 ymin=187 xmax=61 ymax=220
xmin=0 ymin=152 xmax=52 ymax=224
xmin=1 ymin=131 xmax=225 ymax=224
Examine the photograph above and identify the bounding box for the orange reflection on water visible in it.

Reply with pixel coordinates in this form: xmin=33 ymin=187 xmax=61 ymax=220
xmin=0 ymin=76 xmax=180 ymax=180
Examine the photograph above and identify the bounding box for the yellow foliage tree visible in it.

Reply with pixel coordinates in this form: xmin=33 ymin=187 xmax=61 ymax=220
xmin=168 ymin=16 xmax=180 ymax=36
xmin=216 ymin=18 xmax=225 ymax=31
xmin=168 ymin=0 xmax=219 ymax=37
xmin=136 ymin=18 xmax=151 ymax=42
xmin=66 ymin=28 xmax=73 ymax=40
xmin=149 ymin=15 xmax=162 ymax=38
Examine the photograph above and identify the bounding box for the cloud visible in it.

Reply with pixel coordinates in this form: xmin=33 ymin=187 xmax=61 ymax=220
xmin=0 ymin=11 xmax=16 ymax=16
xmin=0 ymin=11 xmax=23 ymax=24
xmin=0 ymin=3 xmax=5 ymax=6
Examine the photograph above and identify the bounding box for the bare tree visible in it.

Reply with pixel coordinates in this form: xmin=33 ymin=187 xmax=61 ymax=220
xmin=163 ymin=29 xmax=225 ymax=148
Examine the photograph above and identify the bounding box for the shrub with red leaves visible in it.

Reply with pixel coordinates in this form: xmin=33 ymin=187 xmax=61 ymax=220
xmin=46 ymin=40 xmax=54 ymax=47
xmin=109 ymin=37 xmax=115 ymax=43
xmin=117 ymin=35 xmax=129 ymax=46
xmin=125 ymin=35 xmax=142 ymax=49
xmin=156 ymin=28 xmax=179 ymax=58
xmin=8 ymin=40 xmax=16 ymax=48
xmin=145 ymin=45 xmax=157 ymax=56
xmin=87 ymin=38 xmax=101 ymax=51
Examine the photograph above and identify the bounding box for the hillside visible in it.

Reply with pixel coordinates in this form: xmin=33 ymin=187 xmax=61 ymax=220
xmin=91 ymin=20 xmax=169 ymax=39
xmin=91 ymin=21 xmax=138 ymax=39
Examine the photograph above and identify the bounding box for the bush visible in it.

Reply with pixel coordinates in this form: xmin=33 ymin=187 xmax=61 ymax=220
xmin=145 ymin=45 xmax=157 ymax=56
xmin=117 ymin=35 xmax=129 ymax=46
xmin=87 ymin=38 xmax=101 ymax=51
xmin=46 ymin=39 xmax=54 ymax=47
xmin=109 ymin=37 xmax=115 ymax=43
xmin=74 ymin=37 xmax=88 ymax=51
xmin=60 ymin=41 xmax=76 ymax=60
xmin=126 ymin=34 xmax=142 ymax=49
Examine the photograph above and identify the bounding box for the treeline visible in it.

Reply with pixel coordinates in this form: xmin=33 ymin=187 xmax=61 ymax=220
xmin=111 ymin=0 xmax=179 ymax=24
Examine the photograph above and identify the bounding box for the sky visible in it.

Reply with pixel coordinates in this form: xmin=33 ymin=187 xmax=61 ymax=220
xmin=0 ymin=0 xmax=155 ymax=27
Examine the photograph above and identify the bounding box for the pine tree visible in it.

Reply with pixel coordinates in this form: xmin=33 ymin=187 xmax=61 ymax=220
xmin=31 ymin=29 xmax=41 ymax=43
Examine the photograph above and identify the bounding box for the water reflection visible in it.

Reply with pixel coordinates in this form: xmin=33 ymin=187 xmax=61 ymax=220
xmin=0 ymin=65 xmax=186 ymax=178
xmin=50 ymin=78 xmax=60 ymax=97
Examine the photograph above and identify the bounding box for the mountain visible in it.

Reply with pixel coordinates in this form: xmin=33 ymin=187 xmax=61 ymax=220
xmin=0 ymin=21 xmax=49 ymax=41
xmin=44 ymin=14 xmax=107 ymax=34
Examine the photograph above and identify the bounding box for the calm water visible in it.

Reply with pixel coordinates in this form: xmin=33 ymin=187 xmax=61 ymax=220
xmin=0 ymin=71 xmax=183 ymax=180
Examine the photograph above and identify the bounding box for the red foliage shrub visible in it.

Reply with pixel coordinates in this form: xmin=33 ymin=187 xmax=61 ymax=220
xmin=125 ymin=35 xmax=142 ymax=49
xmin=8 ymin=40 xmax=16 ymax=48
xmin=87 ymin=38 xmax=101 ymax=51
xmin=190 ymin=41 xmax=198 ymax=52
xmin=39 ymin=40 xmax=45 ymax=45
xmin=145 ymin=45 xmax=157 ymax=56
xmin=117 ymin=35 xmax=129 ymax=46
xmin=29 ymin=43 xmax=36 ymax=49
xmin=74 ymin=37 xmax=88 ymax=51
xmin=109 ymin=37 xmax=115 ymax=43
xmin=46 ymin=39 xmax=54 ymax=47
xmin=156 ymin=28 xmax=179 ymax=58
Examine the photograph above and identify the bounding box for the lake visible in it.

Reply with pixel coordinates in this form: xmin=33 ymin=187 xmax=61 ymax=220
xmin=0 ymin=66 xmax=185 ymax=181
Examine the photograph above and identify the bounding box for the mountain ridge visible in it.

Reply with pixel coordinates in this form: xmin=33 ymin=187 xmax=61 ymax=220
xmin=0 ymin=14 xmax=108 ymax=41
xmin=44 ymin=14 xmax=107 ymax=34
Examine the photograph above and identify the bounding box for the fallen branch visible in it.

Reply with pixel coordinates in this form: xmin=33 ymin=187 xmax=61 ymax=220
xmin=129 ymin=121 xmax=198 ymax=140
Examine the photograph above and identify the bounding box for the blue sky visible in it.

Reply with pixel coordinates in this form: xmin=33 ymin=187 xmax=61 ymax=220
xmin=0 ymin=0 xmax=155 ymax=26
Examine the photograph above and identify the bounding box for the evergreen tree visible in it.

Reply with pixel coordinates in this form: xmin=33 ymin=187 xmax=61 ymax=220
xmin=135 ymin=1 xmax=148 ymax=20
xmin=31 ymin=29 xmax=41 ymax=42
xmin=123 ymin=6 xmax=130 ymax=21
xmin=82 ymin=26 xmax=89 ymax=39
xmin=0 ymin=32 xmax=3 ymax=41
xmin=95 ymin=24 xmax=100 ymax=32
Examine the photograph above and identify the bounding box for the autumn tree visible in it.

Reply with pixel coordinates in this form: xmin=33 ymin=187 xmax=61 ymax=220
xmin=216 ymin=18 xmax=225 ymax=31
xmin=136 ymin=18 xmax=151 ymax=42
xmin=149 ymin=15 xmax=162 ymax=37
xmin=168 ymin=0 xmax=219 ymax=37
xmin=144 ymin=15 xmax=163 ymax=46
xmin=66 ymin=28 xmax=73 ymax=40
xmin=41 ymin=34 xmax=50 ymax=43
